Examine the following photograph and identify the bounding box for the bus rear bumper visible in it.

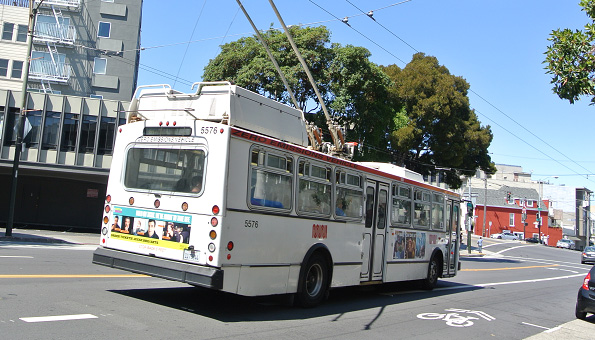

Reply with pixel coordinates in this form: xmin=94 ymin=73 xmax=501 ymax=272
xmin=93 ymin=247 xmax=223 ymax=290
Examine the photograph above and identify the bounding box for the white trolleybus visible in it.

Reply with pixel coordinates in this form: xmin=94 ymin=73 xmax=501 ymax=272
xmin=93 ymin=82 xmax=462 ymax=307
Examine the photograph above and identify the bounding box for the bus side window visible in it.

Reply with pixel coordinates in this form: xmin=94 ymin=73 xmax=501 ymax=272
xmin=248 ymin=147 xmax=292 ymax=211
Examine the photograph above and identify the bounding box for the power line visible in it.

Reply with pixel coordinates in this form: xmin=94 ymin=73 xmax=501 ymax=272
xmin=308 ymin=0 xmax=595 ymax=187
xmin=173 ymin=0 xmax=207 ymax=88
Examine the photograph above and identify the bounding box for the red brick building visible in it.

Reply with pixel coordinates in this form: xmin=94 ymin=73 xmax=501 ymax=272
xmin=467 ymin=186 xmax=563 ymax=245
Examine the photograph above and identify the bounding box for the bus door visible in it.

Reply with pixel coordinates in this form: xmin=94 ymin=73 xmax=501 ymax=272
xmin=361 ymin=180 xmax=389 ymax=281
xmin=444 ymin=200 xmax=459 ymax=277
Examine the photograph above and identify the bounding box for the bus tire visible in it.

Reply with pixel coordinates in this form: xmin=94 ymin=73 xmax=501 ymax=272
xmin=296 ymin=252 xmax=329 ymax=308
xmin=421 ymin=254 xmax=441 ymax=290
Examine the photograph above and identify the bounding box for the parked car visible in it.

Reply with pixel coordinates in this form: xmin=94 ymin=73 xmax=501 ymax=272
xmin=582 ymin=246 xmax=595 ymax=265
xmin=490 ymin=233 xmax=502 ymax=239
xmin=557 ymin=239 xmax=576 ymax=250
xmin=500 ymin=233 xmax=519 ymax=240
xmin=575 ymin=265 xmax=595 ymax=319
xmin=525 ymin=237 xmax=540 ymax=243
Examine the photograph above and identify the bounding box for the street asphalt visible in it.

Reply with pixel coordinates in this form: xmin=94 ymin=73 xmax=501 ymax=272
xmin=1 ymin=227 xmax=594 ymax=339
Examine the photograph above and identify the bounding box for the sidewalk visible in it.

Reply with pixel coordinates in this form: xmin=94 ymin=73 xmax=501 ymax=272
xmin=0 ymin=228 xmax=99 ymax=245
xmin=524 ymin=318 xmax=595 ymax=339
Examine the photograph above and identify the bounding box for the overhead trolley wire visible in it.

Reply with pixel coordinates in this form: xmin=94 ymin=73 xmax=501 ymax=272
xmin=305 ymin=0 xmax=595 ymax=184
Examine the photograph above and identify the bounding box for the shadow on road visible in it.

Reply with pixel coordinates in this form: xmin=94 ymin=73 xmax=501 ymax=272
xmin=110 ymin=280 xmax=482 ymax=322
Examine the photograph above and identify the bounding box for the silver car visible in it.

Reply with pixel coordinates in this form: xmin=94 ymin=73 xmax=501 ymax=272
xmin=556 ymin=239 xmax=575 ymax=249
xmin=500 ymin=233 xmax=519 ymax=241
xmin=581 ymin=246 xmax=595 ymax=264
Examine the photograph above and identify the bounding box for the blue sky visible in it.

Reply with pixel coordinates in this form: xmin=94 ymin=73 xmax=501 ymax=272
xmin=137 ymin=0 xmax=595 ymax=190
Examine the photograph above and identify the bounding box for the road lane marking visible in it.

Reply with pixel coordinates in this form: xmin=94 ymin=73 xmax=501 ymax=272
xmin=0 ymin=274 xmax=147 ymax=278
xmin=433 ymin=272 xmax=587 ymax=292
xmin=461 ymin=264 xmax=559 ymax=271
xmin=0 ymin=256 xmax=34 ymax=258
xmin=494 ymin=245 xmax=534 ymax=254
xmin=522 ymin=322 xmax=550 ymax=330
xmin=20 ymin=314 xmax=98 ymax=323
xmin=546 ymin=267 xmax=578 ymax=274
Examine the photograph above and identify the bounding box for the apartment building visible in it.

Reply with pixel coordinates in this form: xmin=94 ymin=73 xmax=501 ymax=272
xmin=0 ymin=0 xmax=142 ymax=101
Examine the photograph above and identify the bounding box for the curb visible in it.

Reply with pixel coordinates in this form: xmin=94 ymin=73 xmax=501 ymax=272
xmin=0 ymin=236 xmax=71 ymax=244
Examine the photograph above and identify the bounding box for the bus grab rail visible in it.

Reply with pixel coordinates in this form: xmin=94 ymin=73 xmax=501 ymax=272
xmin=191 ymin=81 xmax=233 ymax=96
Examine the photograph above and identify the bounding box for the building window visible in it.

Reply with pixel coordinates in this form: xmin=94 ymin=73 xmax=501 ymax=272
xmin=0 ymin=58 xmax=8 ymax=77
xmin=3 ymin=108 xmax=19 ymax=146
xmin=2 ymin=22 xmax=14 ymax=40
xmin=16 ymin=24 xmax=27 ymax=42
xmin=79 ymin=115 xmax=97 ymax=153
xmin=42 ymin=111 xmax=61 ymax=150
xmin=11 ymin=60 xmax=23 ymax=79
xmin=98 ymin=116 xmax=116 ymax=155
xmin=60 ymin=113 xmax=78 ymax=152
xmin=509 ymin=213 xmax=515 ymax=226
xmin=93 ymin=58 xmax=107 ymax=74
xmin=23 ymin=110 xmax=42 ymax=147
xmin=98 ymin=22 xmax=111 ymax=38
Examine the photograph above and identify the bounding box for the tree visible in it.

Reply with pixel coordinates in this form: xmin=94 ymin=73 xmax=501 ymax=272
xmin=544 ymin=0 xmax=595 ymax=104
xmin=384 ymin=53 xmax=496 ymax=188
xmin=203 ymin=26 xmax=401 ymax=158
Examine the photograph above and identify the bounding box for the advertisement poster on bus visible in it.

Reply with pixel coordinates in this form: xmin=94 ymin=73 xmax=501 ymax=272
xmin=393 ymin=230 xmax=427 ymax=260
xmin=109 ymin=206 xmax=192 ymax=250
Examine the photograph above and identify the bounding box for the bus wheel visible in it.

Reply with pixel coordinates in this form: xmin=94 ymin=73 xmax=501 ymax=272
xmin=421 ymin=255 xmax=440 ymax=290
xmin=296 ymin=253 xmax=329 ymax=308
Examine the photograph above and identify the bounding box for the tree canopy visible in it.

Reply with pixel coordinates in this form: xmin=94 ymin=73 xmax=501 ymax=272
xmin=203 ymin=26 xmax=494 ymax=188
xmin=203 ymin=25 xmax=400 ymax=159
xmin=544 ymin=0 xmax=595 ymax=104
xmin=383 ymin=53 xmax=496 ymax=187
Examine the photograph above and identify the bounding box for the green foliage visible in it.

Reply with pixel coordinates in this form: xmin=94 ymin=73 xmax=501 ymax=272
xmin=204 ymin=27 xmax=493 ymax=188
xmin=203 ymin=26 xmax=402 ymax=160
xmin=544 ymin=0 xmax=595 ymax=104
xmin=203 ymin=25 xmax=333 ymax=112
xmin=384 ymin=53 xmax=496 ymax=188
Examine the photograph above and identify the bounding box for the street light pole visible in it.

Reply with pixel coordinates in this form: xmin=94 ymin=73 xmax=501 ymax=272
xmin=6 ymin=0 xmax=42 ymax=237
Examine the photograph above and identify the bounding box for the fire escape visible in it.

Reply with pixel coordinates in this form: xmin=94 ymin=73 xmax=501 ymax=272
xmin=28 ymin=0 xmax=80 ymax=93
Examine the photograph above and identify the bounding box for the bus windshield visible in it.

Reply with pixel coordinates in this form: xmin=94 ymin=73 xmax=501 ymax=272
xmin=123 ymin=147 xmax=206 ymax=194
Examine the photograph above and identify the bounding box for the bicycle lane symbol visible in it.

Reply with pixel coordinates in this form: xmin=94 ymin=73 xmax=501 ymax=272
xmin=417 ymin=308 xmax=496 ymax=328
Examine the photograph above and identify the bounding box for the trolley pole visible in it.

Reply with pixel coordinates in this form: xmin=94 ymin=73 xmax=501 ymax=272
xmin=6 ymin=0 xmax=42 ymax=237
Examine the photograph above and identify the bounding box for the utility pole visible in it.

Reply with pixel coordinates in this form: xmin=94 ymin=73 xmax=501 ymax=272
xmin=6 ymin=0 xmax=42 ymax=236
xmin=482 ymin=177 xmax=487 ymax=237
xmin=467 ymin=177 xmax=472 ymax=254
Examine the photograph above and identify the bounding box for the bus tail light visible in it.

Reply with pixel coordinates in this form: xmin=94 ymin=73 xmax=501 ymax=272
xmin=103 ymin=216 xmax=109 ymax=224
xmin=212 ymin=205 xmax=220 ymax=215
xmin=227 ymin=241 xmax=234 ymax=251
xmin=209 ymin=230 xmax=217 ymax=240
xmin=211 ymin=217 xmax=218 ymax=227
xmin=209 ymin=255 xmax=213 ymax=262
xmin=208 ymin=243 xmax=216 ymax=252
xmin=182 ymin=202 xmax=188 ymax=211
xmin=154 ymin=199 xmax=160 ymax=208
xmin=106 ymin=195 xmax=111 ymax=203
xmin=104 ymin=205 xmax=110 ymax=213
xmin=129 ymin=197 xmax=135 ymax=205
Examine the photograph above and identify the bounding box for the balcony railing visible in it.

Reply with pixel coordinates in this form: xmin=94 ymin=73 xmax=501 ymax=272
xmin=34 ymin=22 xmax=76 ymax=45
xmin=29 ymin=59 xmax=72 ymax=82
xmin=35 ymin=0 xmax=80 ymax=9
xmin=0 ymin=0 xmax=29 ymax=7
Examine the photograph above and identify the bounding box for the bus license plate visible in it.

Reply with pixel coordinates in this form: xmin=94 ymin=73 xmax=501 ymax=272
xmin=183 ymin=249 xmax=200 ymax=262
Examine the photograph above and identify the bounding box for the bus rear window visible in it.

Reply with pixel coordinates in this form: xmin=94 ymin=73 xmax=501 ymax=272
xmin=124 ymin=147 xmax=206 ymax=194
